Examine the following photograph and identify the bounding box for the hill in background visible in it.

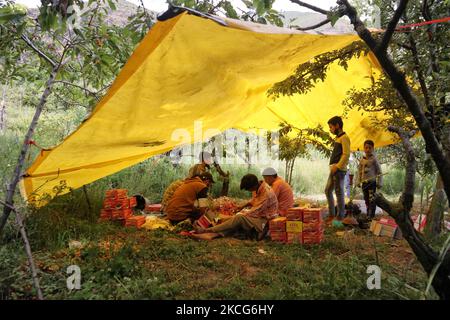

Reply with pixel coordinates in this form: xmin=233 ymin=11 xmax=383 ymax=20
xmin=27 ymin=1 xmax=353 ymax=33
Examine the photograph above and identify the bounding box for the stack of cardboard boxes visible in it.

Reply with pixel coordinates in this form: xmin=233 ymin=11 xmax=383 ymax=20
xmin=100 ymin=189 xmax=144 ymax=228
xmin=124 ymin=216 xmax=146 ymax=228
xmin=269 ymin=207 xmax=325 ymax=244
xmin=302 ymin=208 xmax=324 ymax=244
xmin=370 ymin=217 xmax=403 ymax=239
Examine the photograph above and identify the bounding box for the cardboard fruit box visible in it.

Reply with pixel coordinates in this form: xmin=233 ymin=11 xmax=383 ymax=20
xmin=302 ymin=208 xmax=324 ymax=223
xmin=303 ymin=227 xmax=324 ymax=237
xmin=129 ymin=196 xmax=137 ymax=208
xmin=286 ymin=232 xmax=303 ymax=244
xmin=371 ymin=220 xmax=402 ymax=240
xmin=379 ymin=217 xmax=398 ymax=227
xmin=286 ymin=221 xmax=303 ymax=233
xmin=286 ymin=207 xmax=303 ymax=220
xmin=111 ymin=208 xmax=133 ymax=220
xmin=124 ymin=216 xmax=146 ymax=228
xmin=105 ymin=189 xmax=128 ymax=198
xmin=99 ymin=209 xmax=112 ymax=220
xmin=197 ymin=215 xmax=212 ymax=229
xmin=269 ymin=217 xmax=287 ymax=231
xmin=302 ymin=221 xmax=323 ymax=232
xmin=270 ymin=231 xmax=287 ymax=242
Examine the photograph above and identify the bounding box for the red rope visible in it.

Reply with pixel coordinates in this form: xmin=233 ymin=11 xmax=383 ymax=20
xmin=26 ymin=140 xmax=36 ymax=146
xmin=26 ymin=140 xmax=48 ymax=151
xmin=396 ymin=16 xmax=450 ymax=29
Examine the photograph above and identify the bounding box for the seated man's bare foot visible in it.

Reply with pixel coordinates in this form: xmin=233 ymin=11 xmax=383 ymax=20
xmin=191 ymin=233 xmax=222 ymax=240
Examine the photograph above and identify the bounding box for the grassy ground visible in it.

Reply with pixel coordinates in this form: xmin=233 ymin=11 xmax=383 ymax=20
xmin=1 ymin=209 xmax=437 ymax=300
xmin=0 ymin=144 xmax=440 ymax=300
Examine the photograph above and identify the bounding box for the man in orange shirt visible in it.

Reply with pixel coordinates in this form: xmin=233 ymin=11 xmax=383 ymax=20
xmin=195 ymin=174 xmax=278 ymax=240
xmin=165 ymin=172 xmax=215 ymax=223
xmin=262 ymin=167 xmax=294 ymax=216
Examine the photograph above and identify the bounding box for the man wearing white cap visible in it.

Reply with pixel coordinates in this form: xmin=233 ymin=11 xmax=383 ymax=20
xmin=262 ymin=167 xmax=294 ymax=216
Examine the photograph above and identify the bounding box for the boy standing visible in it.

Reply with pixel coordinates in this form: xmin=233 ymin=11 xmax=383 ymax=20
xmin=357 ymin=140 xmax=383 ymax=219
xmin=325 ymin=116 xmax=351 ymax=221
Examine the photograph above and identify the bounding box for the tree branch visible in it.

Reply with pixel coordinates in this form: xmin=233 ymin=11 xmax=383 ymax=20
xmin=53 ymin=80 xmax=98 ymax=97
xmin=377 ymin=0 xmax=409 ymax=53
xmin=14 ymin=209 xmax=44 ymax=299
xmin=295 ymin=18 xmax=331 ymax=31
xmin=0 ymin=43 xmax=69 ymax=234
xmin=0 ymin=200 xmax=44 ymax=299
xmin=20 ymin=34 xmax=56 ymax=68
xmin=290 ymin=0 xmax=330 ymax=15
xmin=337 ymin=0 xmax=378 ymax=49
xmin=388 ymin=126 xmax=416 ymax=211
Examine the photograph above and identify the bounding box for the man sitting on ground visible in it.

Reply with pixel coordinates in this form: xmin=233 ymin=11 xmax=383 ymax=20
xmin=194 ymin=174 xmax=278 ymax=240
xmin=165 ymin=172 xmax=215 ymax=224
xmin=262 ymin=167 xmax=294 ymax=216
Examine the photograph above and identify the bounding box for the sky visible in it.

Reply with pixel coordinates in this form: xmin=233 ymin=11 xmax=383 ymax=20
xmin=14 ymin=0 xmax=338 ymax=13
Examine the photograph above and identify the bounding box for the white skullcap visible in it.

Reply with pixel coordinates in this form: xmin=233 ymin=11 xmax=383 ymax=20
xmin=262 ymin=167 xmax=277 ymax=176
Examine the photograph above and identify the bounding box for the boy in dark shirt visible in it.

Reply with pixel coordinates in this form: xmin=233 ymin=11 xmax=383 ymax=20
xmin=325 ymin=116 xmax=351 ymax=222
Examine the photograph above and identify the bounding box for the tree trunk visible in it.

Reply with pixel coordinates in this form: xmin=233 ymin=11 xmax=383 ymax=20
xmin=213 ymin=162 xmax=230 ymax=197
xmin=374 ymin=126 xmax=450 ymax=299
xmin=425 ymin=176 xmax=446 ymax=239
xmin=0 ymin=85 xmax=6 ymax=134
xmin=0 ymin=61 xmax=63 ymax=235
xmin=211 ymin=147 xmax=230 ymax=197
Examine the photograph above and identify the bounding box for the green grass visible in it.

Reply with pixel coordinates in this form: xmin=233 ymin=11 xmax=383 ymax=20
xmin=0 ymin=92 xmax=439 ymax=300
xmin=0 ymin=208 xmax=434 ymax=300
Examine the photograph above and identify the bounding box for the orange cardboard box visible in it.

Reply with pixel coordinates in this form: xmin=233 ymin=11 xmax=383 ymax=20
xmin=302 ymin=221 xmax=323 ymax=232
xmin=286 ymin=207 xmax=303 ymax=220
xmin=269 ymin=217 xmax=287 ymax=231
xmin=197 ymin=215 xmax=212 ymax=229
xmin=270 ymin=231 xmax=287 ymax=242
xmin=286 ymin=232 xmax=303 ymax=244
xmin=125 ymin=216 xmax=146 ymax=228
xmin=302 ymin=208 xmax=323 ymax=223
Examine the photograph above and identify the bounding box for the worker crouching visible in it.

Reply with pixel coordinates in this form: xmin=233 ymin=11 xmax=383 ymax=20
xmin=165 ymin=172 xmax=215 ymax=224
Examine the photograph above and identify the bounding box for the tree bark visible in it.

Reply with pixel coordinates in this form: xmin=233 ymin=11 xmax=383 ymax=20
xmin=425 ymin=176 xmax=446 ymax=239
xmin=213 ymin=162 xmax=230 ymax=197
xmin=0 ymin=200 xmax=43 ymax=299
xmin=15 ymin=209 xmax=44 ymax=300
xmin=0 ymin=85 xmax=6 ymax=134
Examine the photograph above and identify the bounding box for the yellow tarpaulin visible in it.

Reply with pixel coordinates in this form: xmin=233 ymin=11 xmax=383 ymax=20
xmin=21 ymin=10 xmax=397 ymax=206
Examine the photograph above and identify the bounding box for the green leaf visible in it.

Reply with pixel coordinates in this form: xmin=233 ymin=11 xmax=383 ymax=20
xmin=0 ymin=4 xmax=27 ymax=25
xmin=253 ymin=0 xmax=266 ymax=16
xmin=242 ymin=0 xmax=253 ymax=9
xmin=327 ymin=11 xmax=341 ymax=27
xmin=222 ymin=1 xmax=238 ymax=19
xmin=107 ymin=0 xmax=117 ymax=11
